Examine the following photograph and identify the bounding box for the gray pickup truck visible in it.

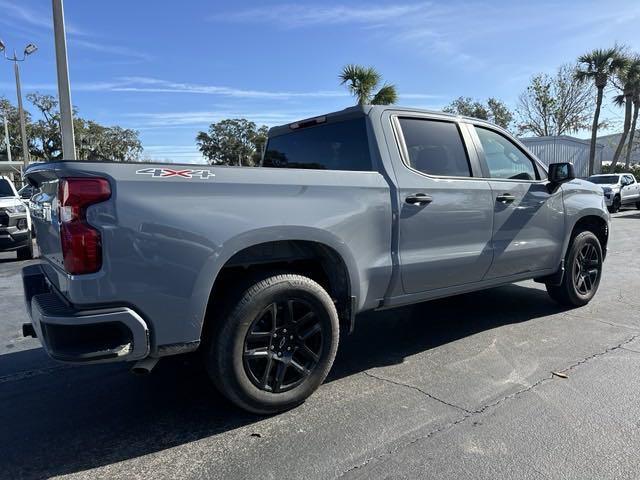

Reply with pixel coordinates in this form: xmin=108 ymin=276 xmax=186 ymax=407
xmin=22 ymin=105 xmax=609 ymax=413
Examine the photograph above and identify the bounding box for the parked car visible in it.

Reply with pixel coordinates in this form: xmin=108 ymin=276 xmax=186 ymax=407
xmin=22 ymin=106 xmax=609 ymax=414
xmin=587 ymin=173 xmax=640 ymax=213
xmin=0 ymin=176 xmax=34 ymax=260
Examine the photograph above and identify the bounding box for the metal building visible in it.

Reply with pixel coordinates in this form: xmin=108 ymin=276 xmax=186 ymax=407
xmin=519 ymin=136 xmax=604 ymax=178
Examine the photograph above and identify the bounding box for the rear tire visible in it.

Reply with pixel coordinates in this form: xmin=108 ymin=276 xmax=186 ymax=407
xmin=546 ymin=231 xmax=603 ymax=307
xmin=206 ymin=274 xmax=339 ymax=414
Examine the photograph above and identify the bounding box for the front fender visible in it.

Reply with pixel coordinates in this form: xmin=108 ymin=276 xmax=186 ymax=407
xmin=560 ymin=181 xmax=610 ymax=258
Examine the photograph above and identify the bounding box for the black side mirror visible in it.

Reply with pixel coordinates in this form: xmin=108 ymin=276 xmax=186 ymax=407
xmin=548 ymin=162 xmax=575 ymax=184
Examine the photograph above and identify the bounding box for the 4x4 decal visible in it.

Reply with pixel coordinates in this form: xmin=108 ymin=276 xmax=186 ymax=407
xmin=136 ymin=168 xmax=215 ymax=179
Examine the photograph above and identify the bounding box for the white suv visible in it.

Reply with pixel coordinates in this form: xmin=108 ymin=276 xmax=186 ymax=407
xmin=587 ymin=173 xmax=640 ymax=213
xmin=0 ymin=176 xmax=34 ymax=259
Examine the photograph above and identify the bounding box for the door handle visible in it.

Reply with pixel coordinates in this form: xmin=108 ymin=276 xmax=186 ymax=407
xmin=496 ymin=193 xmax=515 ymax=204
xmin=405 ymin=193 xmax=433 ymax=205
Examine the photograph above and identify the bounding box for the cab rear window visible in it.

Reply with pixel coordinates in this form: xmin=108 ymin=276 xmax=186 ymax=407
xmin=263 ymin=118 xmax=372 ymax=171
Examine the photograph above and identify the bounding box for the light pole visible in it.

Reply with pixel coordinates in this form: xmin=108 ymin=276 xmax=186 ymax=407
xmin=52 ymin=0 xmax=76 ymax=160
xmin=0 ymin=40 xmax=37 ymax=170
xmin=1 ymin=114 xmax=11 ymax=162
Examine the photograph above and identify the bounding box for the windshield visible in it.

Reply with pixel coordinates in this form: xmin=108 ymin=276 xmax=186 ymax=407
xmin=588 ymin=175 xmax=619 ymax=184
xmin=0 ymin=179 xmax=16 ymax=197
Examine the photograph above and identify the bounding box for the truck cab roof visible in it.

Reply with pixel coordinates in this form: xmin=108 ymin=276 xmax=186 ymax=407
xmin=268 ymin=105 xmax=498 ymax=138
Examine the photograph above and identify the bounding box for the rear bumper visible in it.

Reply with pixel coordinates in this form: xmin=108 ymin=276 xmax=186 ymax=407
xmin=22 ymin=264 xmax=150 ymax=363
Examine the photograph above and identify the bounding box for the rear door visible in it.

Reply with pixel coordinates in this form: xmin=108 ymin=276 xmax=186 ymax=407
xmin=390 ymin=114 xmax=494 ymax=294
xmin=470 ymin=125 xmax=564 ymax=279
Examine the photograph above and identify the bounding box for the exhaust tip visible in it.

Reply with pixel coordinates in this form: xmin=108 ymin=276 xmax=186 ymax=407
xmin=131 ymin=357 xmax=159 ymax=375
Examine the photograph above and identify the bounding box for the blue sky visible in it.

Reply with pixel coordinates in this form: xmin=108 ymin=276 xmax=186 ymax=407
xmin=1 ymin=0 xmax=639 ymax=163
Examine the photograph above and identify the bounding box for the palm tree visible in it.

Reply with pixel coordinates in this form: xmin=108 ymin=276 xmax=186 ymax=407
xmin=625 ymin=87 xmax=640 ymax=168
xmin=575 ymin=47 xmax=626 ymax=175
xmin=611 ymin=56 xmax=640 ymax=168
xmin=340 ymin=65 xmax=398 ymax=106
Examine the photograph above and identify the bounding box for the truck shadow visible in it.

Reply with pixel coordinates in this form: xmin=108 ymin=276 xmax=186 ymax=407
xmin=0 ymin=283 xmax=565 ymax=479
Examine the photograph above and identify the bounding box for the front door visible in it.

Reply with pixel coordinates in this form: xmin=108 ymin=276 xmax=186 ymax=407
xmin=471 ymin=125 xmax=564 ymax=279
xmin=621 ymin=175 xmax=640 ymax=203
xmin=392 ymin=116 xmax=494 ymax=294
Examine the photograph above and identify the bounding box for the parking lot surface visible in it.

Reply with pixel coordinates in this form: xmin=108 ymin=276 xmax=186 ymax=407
xmin=1 ymin=210 xmax=639 ymax=479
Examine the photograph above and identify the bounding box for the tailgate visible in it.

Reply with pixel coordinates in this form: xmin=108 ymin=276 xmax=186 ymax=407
xmin=26 ymin=166 xmax=65 ymax=270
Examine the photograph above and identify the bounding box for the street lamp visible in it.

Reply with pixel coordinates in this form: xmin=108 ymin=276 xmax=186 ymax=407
xmin=0 ymin=40 xmax=37 ymax=170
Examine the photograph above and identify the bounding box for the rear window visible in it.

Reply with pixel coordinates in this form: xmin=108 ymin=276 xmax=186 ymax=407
xmin=263 ymin=118 xmax=372 ymax=171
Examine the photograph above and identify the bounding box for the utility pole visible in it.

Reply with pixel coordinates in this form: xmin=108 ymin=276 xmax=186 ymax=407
xmin=2 ymin=115 xmax=11 ymax=162
xmin=52 ymin=0 xmax=76 ymax=159
xmin=0 ymin=40 xmax=37 ymax=169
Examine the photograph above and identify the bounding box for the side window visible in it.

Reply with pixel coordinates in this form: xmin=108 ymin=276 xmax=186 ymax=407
xmin=475 ymin=127 xmax=538 ymax=181
xmin=624 ymin=175 xmax=634 ymax=185
xmin=397 ymin=118 xmax=471 ymax=177
xmin=263 ymin=118 xmax=372 ymax=171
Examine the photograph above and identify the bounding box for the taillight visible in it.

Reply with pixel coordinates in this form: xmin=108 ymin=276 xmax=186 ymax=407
xmin=58 ymin=177 xmax=111 ymax=275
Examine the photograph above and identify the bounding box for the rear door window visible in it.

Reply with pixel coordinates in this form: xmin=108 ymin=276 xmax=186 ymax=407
xmin=397 ymin=118 xmax=471 ymax=177
xmin=263 ymin=118 xmax=372 ymax=171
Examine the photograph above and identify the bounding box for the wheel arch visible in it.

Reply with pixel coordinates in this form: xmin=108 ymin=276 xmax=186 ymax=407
xmin=197 ymin=227 xmax=361 ymax=341
xmin=564 ymin=213 xmax=609 ymax=260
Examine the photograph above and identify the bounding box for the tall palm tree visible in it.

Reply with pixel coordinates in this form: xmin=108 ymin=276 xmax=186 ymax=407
xmin=611 ymin=56 xmax=640 ymax=168
xmin=625 ymin=88 xmax=640 ymax=168
xmin=340 ymin=65 xmax=398 ymax=106
xmin=575 ymin=47 xmax=626 ymax=175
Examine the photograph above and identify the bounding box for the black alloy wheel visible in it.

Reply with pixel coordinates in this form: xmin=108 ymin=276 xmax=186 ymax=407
xmin=243 ymin=298 xmax=325 ymax=393
xmin=572 ymin=242 xmax=600 ymax=296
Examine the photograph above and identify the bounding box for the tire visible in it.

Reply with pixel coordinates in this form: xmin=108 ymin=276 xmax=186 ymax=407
xmin=206 ymin=274 xmax=339 ymax=414
xmin=608 ymin=195 xmax=621 ymax=213
xmin=16 ymin=235 xmax=34 ymax=261
xmin=636 ymin=201 xmax=640 ymax=210
xmin=546 ymin=231 xmax=603 ymax=307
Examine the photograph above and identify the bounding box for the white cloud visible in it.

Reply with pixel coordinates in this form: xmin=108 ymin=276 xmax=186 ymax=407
xmin=71 ymin=40 xmax=152 ymax=61
xmin=211 ymin=3 xmax=432 ymax=28
xmin=9 ymin=76 xmax=440 ymax=102
xmin=125 ymin=109 xmax=317 ymax=128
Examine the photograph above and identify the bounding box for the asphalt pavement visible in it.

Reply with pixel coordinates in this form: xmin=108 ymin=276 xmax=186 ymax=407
xmin=1 ymin=209 xmax=639 ymax=480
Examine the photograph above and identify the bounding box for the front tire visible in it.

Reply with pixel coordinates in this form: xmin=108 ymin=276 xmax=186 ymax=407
xmin=546 ymin=231 xmax=603 ymax=307
xmin=608 ymin=195 xmax=621 ymax=213
xmin=16 ymin=234 xmax=34 ymax=260
xmin=206 ymin=274 xmax=339 ymax=414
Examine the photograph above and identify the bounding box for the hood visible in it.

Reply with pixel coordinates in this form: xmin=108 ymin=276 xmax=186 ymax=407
xmin=0 ymin=197 xmax=24 ymax=209
xmin=596 ymin=183 xmax=619 ymax=190
xmin=566 ymin=178 xmax=604 ymax=194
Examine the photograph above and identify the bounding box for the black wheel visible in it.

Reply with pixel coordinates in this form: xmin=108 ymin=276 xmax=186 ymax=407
xmin=546 ymin=231 xmax=603 ymax=307
xmin=206 ymin=274 xmax=339 ymax=414
xmin=16 ymin=235 xmax=34 ymax=261
xmin=608 ymin=195 xmax=621 ymax=213
xmin=636 ymin=201 xmax=640 ymax=210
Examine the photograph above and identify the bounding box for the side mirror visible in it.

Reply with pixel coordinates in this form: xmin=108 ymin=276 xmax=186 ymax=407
xmin=548 ymin=162 xmax=575 ymax=184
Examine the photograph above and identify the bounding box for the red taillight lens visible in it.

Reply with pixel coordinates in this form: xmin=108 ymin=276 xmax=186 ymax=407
xmin=58 ymin=178 xmax=111 ymax=275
